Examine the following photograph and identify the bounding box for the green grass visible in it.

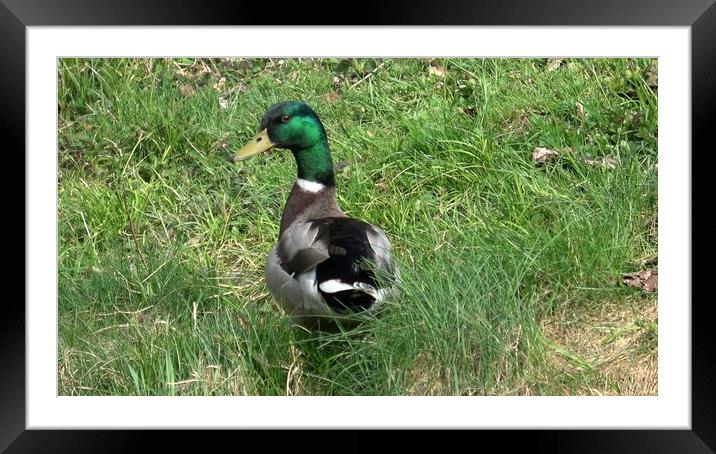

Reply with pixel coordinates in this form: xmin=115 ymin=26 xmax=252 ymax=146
xmin=58 ymin=57 xmax=658 ymax=396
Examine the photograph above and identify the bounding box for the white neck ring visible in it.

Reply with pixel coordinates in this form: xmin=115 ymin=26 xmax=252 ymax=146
xmin=296 ymin=179 xmax=326 ymax=193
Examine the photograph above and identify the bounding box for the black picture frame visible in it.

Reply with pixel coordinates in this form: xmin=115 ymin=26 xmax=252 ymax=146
xmin=5 ymin=0 xmax=714 ymax=451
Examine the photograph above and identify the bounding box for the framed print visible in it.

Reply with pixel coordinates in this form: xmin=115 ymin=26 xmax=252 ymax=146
xmin=6 ymin=0 xmax=715 ymax=451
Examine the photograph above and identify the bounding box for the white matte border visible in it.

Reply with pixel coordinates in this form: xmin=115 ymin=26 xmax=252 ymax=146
xmin=28 ymin=26 xmax=690 ymax=429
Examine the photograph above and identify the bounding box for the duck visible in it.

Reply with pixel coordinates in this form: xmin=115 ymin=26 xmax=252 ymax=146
xmin=231 ymin=101 xmax=399 ymax=331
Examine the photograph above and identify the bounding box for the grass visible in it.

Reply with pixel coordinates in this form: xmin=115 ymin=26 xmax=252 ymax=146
xmin=58 ymin=57 xmax=658 ymax=396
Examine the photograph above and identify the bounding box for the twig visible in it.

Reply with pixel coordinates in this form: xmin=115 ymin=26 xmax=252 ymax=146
xmin=167 ymin=379 xmax=201 ymax=386
xmin=192 ymin=301 xmax=198 ymax=331
xmin=93 ymin=323 xmax=131 ymax=334
xmin=348 ymin=61 xmax=386 ymax=91
xmin=122 ymin=131 xmax=146 ymax=177
xmin=96 ymin=305 xmax=154 ymax=317
xmin=140 ymin=257 xmax=172 ymax=285
xmin=79 ymin=211 xmax=92 ymax=239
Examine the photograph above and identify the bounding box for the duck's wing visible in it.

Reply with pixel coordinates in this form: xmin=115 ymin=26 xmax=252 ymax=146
xmin=276 ymin=220 xmax=332 ymax=274
xmin=275 ymin=217 xmax=399 ymax=313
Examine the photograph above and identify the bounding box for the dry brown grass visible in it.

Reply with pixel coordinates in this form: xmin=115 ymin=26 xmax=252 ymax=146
xmin=533 ymin=296 xmax=658 ymax=395
xmin=405 ymin=350 xmax=449 ymax=395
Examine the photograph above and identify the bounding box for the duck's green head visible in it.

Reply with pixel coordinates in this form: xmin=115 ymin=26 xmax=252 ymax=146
xmin=231 ymin=101 xmax=328 ymax=162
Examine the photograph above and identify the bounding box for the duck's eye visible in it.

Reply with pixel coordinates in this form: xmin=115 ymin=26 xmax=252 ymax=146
xmin=281 ymin=115 xmax=291 ymax=123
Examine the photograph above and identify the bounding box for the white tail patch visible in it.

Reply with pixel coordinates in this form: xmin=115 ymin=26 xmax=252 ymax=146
xmin=319 ymin=279 xmax=384 ymax=300
xmin=296 ymin=179 xmax=325 ymax=193
xmin=318 ymin=279 xmax=355 ymax=294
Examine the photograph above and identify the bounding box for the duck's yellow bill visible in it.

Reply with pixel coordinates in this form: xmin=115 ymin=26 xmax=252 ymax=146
xmin=230 ymin=129 xmax=274 ymax=162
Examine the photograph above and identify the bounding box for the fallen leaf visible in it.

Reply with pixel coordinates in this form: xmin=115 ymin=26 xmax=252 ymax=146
xmin=583 ymin=156 xmax=617 ymax=170
xmin=623 ymin=268 xmax=658 ymax=292
xmin=532 ymin=147 xmax=561 ymax=165
xmin=326 ymin=90 xmax=341 ymax=102
xmin=428 ymin=65 xmax=447 ymax=77
xmin=366 ymin=130 xmax=376 ymax=138
xmin=180 ymin=83 xmax=195 ymax=97
xmin=575 ymin=100 xmax=586 ymax=119
xmin=212 ymin=76 xmax=226 ymax=92
xmin=546 ymin=58 xmax=565 ymax=72
xmin=218 ymin=97 xmax=228 ymax=110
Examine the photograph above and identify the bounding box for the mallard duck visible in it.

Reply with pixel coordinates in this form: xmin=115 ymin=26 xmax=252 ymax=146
xmin=231 ymin=101 xmax=399 ymax=331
